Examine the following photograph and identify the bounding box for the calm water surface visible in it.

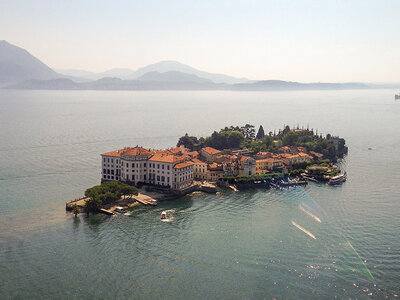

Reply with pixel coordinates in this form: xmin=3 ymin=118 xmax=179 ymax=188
xmin=0 ymin=90 xmax=399 ymax=299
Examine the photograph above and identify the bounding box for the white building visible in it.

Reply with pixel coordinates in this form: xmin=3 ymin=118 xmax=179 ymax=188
xmin=101 ymin=149 xmax=125 ymax=181
xmin=101 ymin=146 xmax=194 ymax=191
xmin=238 ymin=156 xmax=257 ymax=175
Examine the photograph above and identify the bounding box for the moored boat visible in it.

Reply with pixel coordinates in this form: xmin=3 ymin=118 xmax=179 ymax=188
xmin=160 ymin=211 xmax=167 ymax=220
xmin=114 ymin=206 xmax=127 ymax=214
xmin=328 ymin=172 xmax=347 ymax=185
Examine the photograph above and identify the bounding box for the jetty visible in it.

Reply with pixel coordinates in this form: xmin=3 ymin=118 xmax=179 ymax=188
xmin=134 ymin=193 xmax=157 ymax=206
xmin=198 ymin=182 xmax=217 ymax=193
xmin=99 ymin=208 xmax=114 ymax=215
xmin=65 ymin=197 xmax=88 ymax=211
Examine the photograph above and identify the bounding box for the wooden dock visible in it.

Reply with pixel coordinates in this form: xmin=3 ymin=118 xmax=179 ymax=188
xmin=199 ymin=183 xmax=217 ymax=193
xmin=303 ymin=176 xmax=319 ymax=182
xmin=99 ymin=208 xmax=114 ymax=215
xmin=134 ymin=194 xmax=157 ymax=206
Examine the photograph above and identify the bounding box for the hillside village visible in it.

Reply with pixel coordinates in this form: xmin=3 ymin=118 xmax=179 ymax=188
xmin=101 ymin=125 xmax=347 ymax=193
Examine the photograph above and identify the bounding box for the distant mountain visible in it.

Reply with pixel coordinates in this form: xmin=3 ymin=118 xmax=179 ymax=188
xmin=57 ymin=68 xmax=136 ymax=81
xmin=55 ymin=69 xmax=97 ymax=80
xmin=128 ymin=60 xmax=249 ymax=84
xmin=0 ymin=40 xmax=61 ymax=87
xmin=7 ymin=73 xmax=226 ymax=90
xmin=136 ymin=71 xmax=212 ymax=83
xmin=98 ymin=68 xmax=135 ymax=79
xmin=3 ymin=41 xmax=400 ymax=91
xmin=232 ymin=80 xmax=369 ymax=90
xmin=57 ymin=61 xmax=249 ymax=84
xmin=8 ymin=75 xmax=376 ymax=91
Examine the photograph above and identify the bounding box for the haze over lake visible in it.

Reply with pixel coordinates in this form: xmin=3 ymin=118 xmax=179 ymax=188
xmin=0 ymin=89 xmax=399 ymax=299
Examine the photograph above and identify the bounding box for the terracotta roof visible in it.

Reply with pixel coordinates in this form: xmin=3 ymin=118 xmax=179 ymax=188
xmin=149 ymin=152 xmax=181 ymax=163
xmin=122 ymin=146 xmax=154 ymax=157
xmin=191 ymin=158 xmax=206 ymax=164
xmin=201 ymin=147 xmax=221 ymax=155
xmin=310 ymin=151 xmax=324 ymax=158
xmin=173 ymin=162 xmax=194 ymax=169
xmin=256 ymin=151 xmax=272 ymax=156
xmin=298 ymin=152 xmax=313 ymax=159
xmin=101 ymin=149 xmax=125 ymax=157
xmin=186 ymin=151 xmax=199 ymax=157
xmin=239 ymin=155 xmax=250 ymax=162
xmin=256 ymin=158 xmax=275 ymax=163
xmin=208 ymin=162 xmax=223 ymax=169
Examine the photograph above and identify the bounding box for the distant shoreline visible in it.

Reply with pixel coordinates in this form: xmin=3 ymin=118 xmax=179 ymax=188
xmin=4 ymin=77 xmax=399 ymax=91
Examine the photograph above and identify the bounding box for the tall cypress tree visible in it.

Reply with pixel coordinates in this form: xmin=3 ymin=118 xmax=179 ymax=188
xmin=256 ymin=125 xmax=265 ymax=139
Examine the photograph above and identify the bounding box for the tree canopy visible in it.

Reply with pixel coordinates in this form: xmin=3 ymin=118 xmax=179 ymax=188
xmin=256 ymin=125 xmax=265 ymax=139
xmin=84 ymin=182 xmax=138 ymax=214
xmin=176 ymin=124 xmax=347 ymax=161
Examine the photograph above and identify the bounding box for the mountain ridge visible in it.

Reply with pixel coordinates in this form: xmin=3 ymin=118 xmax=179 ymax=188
xmin=2 ymin=40 xmax=400 ymax=90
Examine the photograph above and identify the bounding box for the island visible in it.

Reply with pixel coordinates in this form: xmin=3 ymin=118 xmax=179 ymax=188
xmin=66 ymin=124 xmax=348 ymax=215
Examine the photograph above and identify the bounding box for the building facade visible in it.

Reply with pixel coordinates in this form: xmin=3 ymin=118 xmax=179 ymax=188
xmin=191 ymin=158 xmax=207 ymax=180
xmin=101 ymin=146 xmax=194 ymax=191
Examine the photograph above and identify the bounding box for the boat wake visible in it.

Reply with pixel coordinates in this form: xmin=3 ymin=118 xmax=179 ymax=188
xmin=291 ymin=220 xmax=317 ymax=239
xmin=299 ymin=204 xmax=322 ymax=223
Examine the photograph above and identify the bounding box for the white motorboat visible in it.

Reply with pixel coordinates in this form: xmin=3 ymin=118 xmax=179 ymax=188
xmin=328 ymin=172 xmax=347 ymax=185
xmin=115 ymin=206 xmax=127 ymax=214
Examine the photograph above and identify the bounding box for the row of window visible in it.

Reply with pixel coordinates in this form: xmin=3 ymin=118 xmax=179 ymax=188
xmin=103 ymin=175 xmax=120 ymax=180
xmin=103 ymin=157 xmax=119 ymax=164
xmin=149 ymin=163 xmax=170 ymax=170
xmin=103 ymin=169 xmax=121 ymax=175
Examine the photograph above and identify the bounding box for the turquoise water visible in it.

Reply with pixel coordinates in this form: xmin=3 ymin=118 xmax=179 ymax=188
xmin=0 ymin=90 xmax=399 ymax=298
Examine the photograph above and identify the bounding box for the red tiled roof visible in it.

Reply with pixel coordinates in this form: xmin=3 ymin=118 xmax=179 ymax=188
xmin=186 ymin=151 xmax=199 ymax=157
xmin=149 ymin=152 xmax=181 ymax=163
xmin=122 ymin=146 xmax=154 ymax=157
xmin=256 ymin=158 xmax=275 ymax=163
xmin=239 ymin=155 xmax=250 ymax=162
xmin=101 ymin=149 xmax=125 ymax=157
xmin=201 ymin=147 xmax=221 ymax=155
xmin=310 ymin=151 xmax=324 ymax=158
xmin=208 ymin=162 xmax=223 ymax=169
xmin=191 ymin=158 xmax=206 ymax=164
xmin=174 ymin=162 xmax=194 ymax=169
xmin=298 ymin=152 xmax=313 ymax=159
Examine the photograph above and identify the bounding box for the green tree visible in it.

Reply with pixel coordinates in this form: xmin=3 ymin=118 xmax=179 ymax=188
xmin=121 ymin=185 xmax=138 ymax=199
xmin=282 ymin=131 xmax=299 ymax=146
xmin=261 ymin=135 xmax=273 ymax=147
xmin=177 ymin=133 xmax=198 ymax=150
xmin=225 ymin=131 xmax=244 ymax=148
xmin=72 ymin=203 xmax=80 ymax=217
xmin=240 ymin=124 xmax=256 ymax=139
xmin=256 ymin=125 xmax=265 ymax=139
xmin=84 ymin=197 xmax=102 ymax=214
xmin=282 ymin=125 xmax=291 ymax=135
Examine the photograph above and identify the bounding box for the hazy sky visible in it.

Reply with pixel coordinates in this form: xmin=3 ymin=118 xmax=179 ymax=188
xmin=1 ymin=0 xmax=400 ymax=82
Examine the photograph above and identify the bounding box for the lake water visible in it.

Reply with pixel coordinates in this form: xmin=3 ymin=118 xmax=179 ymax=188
xmin=0 ymin=89 xmax=399 ymax=299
